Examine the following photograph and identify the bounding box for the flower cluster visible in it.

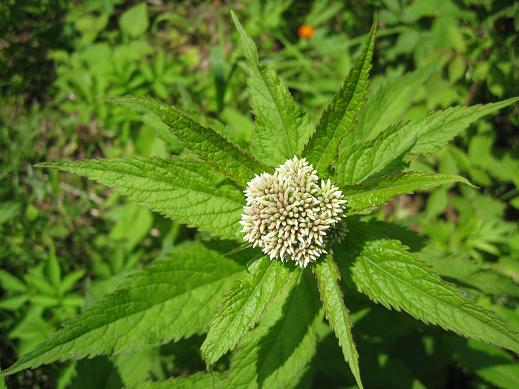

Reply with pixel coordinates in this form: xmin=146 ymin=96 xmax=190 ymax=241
xmin=240 ymin=156 xmax=347 ymax=267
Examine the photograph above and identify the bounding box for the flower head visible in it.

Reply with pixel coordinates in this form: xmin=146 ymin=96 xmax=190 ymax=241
xmin=240 ymin=156 xmax=347 ymax=267
xmin=298 ymin=24 xmax=316 ymax=39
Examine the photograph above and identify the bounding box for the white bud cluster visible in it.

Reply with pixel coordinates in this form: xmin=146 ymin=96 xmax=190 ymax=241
xmin=240 ymin=156 xmax=347 ymax=267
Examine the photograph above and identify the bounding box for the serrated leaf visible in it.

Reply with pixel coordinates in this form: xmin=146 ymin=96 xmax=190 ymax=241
xmin=355 ymin=60 xmax=438 ymax=141
xmin=313 ymin=254 xmax=362 ymax=389
xmin=343 ymin=172 xmax=472 ymax=215
xmin=39 ymin=155 xmax=245 ymax=240
xmin=303 ymin=15 xmax=377 ymax=176
xmin=2 ymin=242 xmax=245 ymax=375
xmin=137 ymin=372 xmax=225 ymax=389
xmin=348 ymin=239 xmax=519 ymax=354
xmin=337 ymin=97 xmax=518 ymax=185
xmin=226 ymin=269 xmax=322 ymax=389
xmin=201 ymin=257 xmax=293 ymax=365
xmin=335 ymin=122 xmax=416 ymax=186
xmin=231 ymin=12 xmax=314 ymax=166
xmin=404 ymin=97 xmax=519 ymax=155
xmin=109 ymin=96 xmax=266 ymax=187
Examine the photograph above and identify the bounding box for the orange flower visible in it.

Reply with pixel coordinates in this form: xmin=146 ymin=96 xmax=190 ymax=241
xmin=298 ymin=24 xmax=315 ymax=39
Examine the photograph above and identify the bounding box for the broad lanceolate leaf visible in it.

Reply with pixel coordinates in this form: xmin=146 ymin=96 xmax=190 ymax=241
xmin=349 ymin=239 xmax=519 ymax=354
xmin=201 ymin=257 xmax=293 ymax=365
xmin=110 ymin=96 xmax=267 ymax=187
xmin=336 ymin=97 xmax=519 ymax=186
xmin=343 ymin=172 xmax=471 ymax=215
xmin=226 ymin=269 xmax=323 ymax=389
xmin=40 ymin=155 xmax=244 ymax=240
xmin=231 ymin=12 xmax=314 ymax=166
xmin=403 ymin=96 xmax=519 ymax=155
xmin=335 ymin=122 xmax=416 ymax=186
xmin=2 ymin=242 xmax=245 ymax=375
xmin=354 ymin=60 xmax=438 ymax=142
xmin=313 ymin=254 xmax=363 ymax=389
xmin=303 ymin=15 xmax=377 ymax=176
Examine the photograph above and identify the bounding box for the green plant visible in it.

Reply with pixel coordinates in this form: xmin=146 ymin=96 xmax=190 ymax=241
xmin=0 ymin=241 xmax=84 ymax=354
xmin=2 ymin=12 xmax=518 ymax=388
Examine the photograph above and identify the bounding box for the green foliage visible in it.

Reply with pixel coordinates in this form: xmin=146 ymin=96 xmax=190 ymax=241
xmin=343 ymin=173 xmax=471 ymax=215
xmin=232 ymin=12 xmax=314 ymax=166
xmin=225 ymin=270 xmax=322 ymax=388
xmin=402 ymin=97 xmax=519 ymax=155
xmin=313 ymin=254 xmax=362 ymax=388
xmin=347 ymin=239 xmax=519 ymax=353
xmin=303 ymin=16 xmax=377 ymax=176
xmin=201 ymin=257 xmax=293 ymax=365
xmin=3 ymin=242 xmax=245 ymax=375
xmin=39 ymin=156 xmax=245 ymax=240
xmin=2 ymin=1 xmax=519 ymax=387
xmin=111 ymin=96 xmax=266 ymax=186
xmin=355 ymin=61 xmax=438 ymax=141
xmin=119 ymin=3 xmax=149 ymax=38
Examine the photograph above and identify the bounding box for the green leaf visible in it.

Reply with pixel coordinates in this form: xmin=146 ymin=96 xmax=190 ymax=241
xmin=455 ymin=340 xmax=519 ymax=389
xmin=303 ymin=15 xmax=377 ymax=176
xmin=47 ymin=245 xmax=61 ymax=288
xmin=355 ymin=60 xmax=438 ymax=141
xmin=2 ymin=242 xmax=245 ymax=375
xmin=137 ymin=372 xmax=225 ymax=389
xmin=313 ymin=254 xmax=362 ymax=389
xmin=110 ymin=96 xmax=266 ymax=187
xmin=337 ymin=97 xmax=519 ymax=185
xmin=38 ymin=155 xmax=245 ymax=240
xmin=349 ymin=239 xmax=519 ymax=354
xmin=422 ymin=251 xmax=519 ymax=298
xmin=201 ymin=257 xmax=293 ymax=365
xmin=231 ymin=12 xmax=314 ymax=166
xmin=335 ymin=123 xmax=416 ymax=185
xmin=404 ymin=97 xmax=519 ymax=155
xmin=0 ymin=270 xmax=28 ymax=293
xmin=119 ymin=3 xmax=149 ymax=38
xmin=343 ymin=172 xmax=472 ymax=215
xmin=0 ymin=295 xmax=29 ymax=310
xmin=0 ymin=363 xmax=5 ymax=389
xmin=226 ymin=269 xmax=322 ymax=388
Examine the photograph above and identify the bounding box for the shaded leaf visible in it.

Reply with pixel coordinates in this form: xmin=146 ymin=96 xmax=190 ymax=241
xmin=226 ymin=269 xmax=322 ymax=388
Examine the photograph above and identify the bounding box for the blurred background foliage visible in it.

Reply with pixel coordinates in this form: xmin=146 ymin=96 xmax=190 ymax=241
xmin=1 ymin=0 xmax=518 ymax=388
